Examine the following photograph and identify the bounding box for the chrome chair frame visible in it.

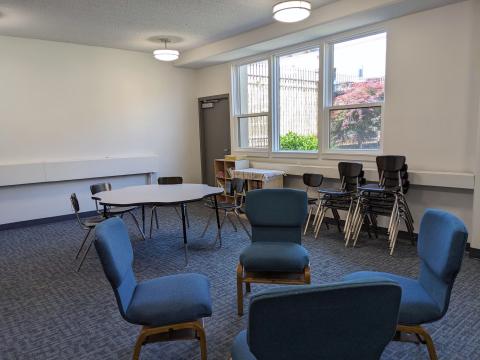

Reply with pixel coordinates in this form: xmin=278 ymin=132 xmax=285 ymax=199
xmin=149 ymin=177 xmax=189 ymax=239
xmin=90 ymin=182 xmax=145 ymax=241
xmin=344 ymin=158 xmax=414 ymax=254
xmin=202 ymin=178 xmax=251 ymax=244
xmin=70 ymin=193 xmax=105 ymax=271
xmin=302 ymin=173 xmax=324 ymax=235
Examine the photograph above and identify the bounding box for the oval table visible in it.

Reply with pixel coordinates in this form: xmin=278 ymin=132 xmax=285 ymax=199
xmin=92 ymin=184 xmax=224 ymax=264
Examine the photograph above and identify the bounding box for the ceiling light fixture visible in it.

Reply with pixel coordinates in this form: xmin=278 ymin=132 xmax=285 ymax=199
xmin=153 ymin=39 xmax=179 ymax=62
xmin=273 ymin=1 xmax=311 ymax=23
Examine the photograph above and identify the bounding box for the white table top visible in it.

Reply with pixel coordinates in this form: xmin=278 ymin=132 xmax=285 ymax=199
xmin=92 ymin=184 xmax=224 ymax=206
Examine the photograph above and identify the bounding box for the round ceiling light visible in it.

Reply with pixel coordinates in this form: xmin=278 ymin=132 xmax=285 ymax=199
xmin=153 ymin=39 xmax=179 ymax=62
xmin=273 ymin=1 xmax=311 ymax=23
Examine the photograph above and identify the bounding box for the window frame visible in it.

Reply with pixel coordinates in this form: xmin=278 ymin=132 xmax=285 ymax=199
xmin=230 ymin=27 xmax=387 ymax=158
xmin=322 ymin=30 xmax=387 ymax=155
xmin=231 ymin=57 xmax=271 ymax=154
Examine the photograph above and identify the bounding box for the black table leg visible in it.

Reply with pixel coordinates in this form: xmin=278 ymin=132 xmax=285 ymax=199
xmin=142 ymin=205 xmax=145 ymax=234
xmin=181 ymin=202 xmax=188 ymax=265
xmin=214 ymin=195 xmax=221 ymax=240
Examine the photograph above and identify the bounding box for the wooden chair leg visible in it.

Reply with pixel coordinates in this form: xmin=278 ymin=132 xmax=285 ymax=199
xmin=236 ymin=263 xmax=244 ymax=316
xmin=192 ymin=321 xmax=207 ymax=360
xmin=132 ymin=327 xmax=148 ymax=360
xmin=304 ymin=266 xmax=311 ymax=284
xmin=132 ymin=321 xmax=207 ymax=360
xmin=397 ymin=325 xmax=438 ymax=360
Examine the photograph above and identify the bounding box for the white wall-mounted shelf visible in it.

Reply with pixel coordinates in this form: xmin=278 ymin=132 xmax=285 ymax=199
xmin=0 ymin=155 xmax=159 ymax=187
xmin=250 ymin=161 xmax=475 ymax=190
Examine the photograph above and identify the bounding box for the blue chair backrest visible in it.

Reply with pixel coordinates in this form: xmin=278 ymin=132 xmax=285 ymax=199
xmin=247 ymin=280 xmax=401 ymax=360
xmin=95 ymin=217 xmax=137 ymax=319
xmin=417 ymin=209 xmax=468 ymax=317
xmin=246 ymin=189 xmax=307 ymax=244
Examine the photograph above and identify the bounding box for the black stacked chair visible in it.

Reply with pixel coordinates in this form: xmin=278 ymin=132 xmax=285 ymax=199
xmin=302 ymin=173 xmax=324 ymax=234
xmin=345 ymin=155 xmax=414 ymax=254
xmin=313 ymin=162 xmax=365 ymax=239
xmin=150 ymin=176 xmax=188 ymax=238
xmin=202 ymin=178 xmax=251 ymax=243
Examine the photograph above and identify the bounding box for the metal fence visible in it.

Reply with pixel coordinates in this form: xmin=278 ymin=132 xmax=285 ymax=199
xmin=243 ymin=66 xmax=384 ymax=148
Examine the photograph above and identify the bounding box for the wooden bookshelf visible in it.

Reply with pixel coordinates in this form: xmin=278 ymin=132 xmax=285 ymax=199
xmin=214 ymin=159 xmax=249 ymax=201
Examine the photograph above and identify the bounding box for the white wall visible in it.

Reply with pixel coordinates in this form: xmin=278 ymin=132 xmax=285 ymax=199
xmin=0 ymin=36 xmax=200 ymax=224
xmin=384 ymin=0 xmax=476 ymax=173
xmin=195 ymin=63 xmax=231 ymax=98
xmin=470 ymin=0 xmax=480 ymax=248
xmin=195 ymin=1 xmax=477 ymax=236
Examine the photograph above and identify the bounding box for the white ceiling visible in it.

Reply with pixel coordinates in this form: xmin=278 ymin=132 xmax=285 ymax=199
xmin=0 ymin=0 xmax=337 ymax=52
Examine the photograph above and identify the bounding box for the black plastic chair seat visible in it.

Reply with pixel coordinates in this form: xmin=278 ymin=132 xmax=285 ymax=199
xmin=319 ymin=188 xmax=350 ymax=196
xmin=106 ymin=206 xmax=137 ymax=215
xmin=308 ymin=197 xmax=318 ymax=204
xmin=359 ymin=184 xmax=401 ymax=193
xmin=83 ymin=215 xmax=106 ymax=228
xmin=204 ymin=200 xmax=237 ymax=210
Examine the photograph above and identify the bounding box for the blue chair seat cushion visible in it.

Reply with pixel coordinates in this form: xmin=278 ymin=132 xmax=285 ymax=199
xmin=231 ymin=330 xmax=257 ymax=360
xmin=343 ymin=271 xmax=442 ymax=325
xmin=240 ymin=242 xmax=309 ymax=272
xmin=126 ymin=273 xmax=212 ymax=327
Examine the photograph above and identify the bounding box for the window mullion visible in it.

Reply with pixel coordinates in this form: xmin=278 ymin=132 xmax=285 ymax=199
xmin=328 ymin=103 xmax=383 ymax=111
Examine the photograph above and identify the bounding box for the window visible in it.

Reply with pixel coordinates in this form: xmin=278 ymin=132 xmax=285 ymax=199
xmin=233 ymin=59 xmax=269 ymax=149
xmin=275 ymin=48 xmax=320 ymax=152
xmin=325 ymin=32 xmax=386 ymax=151
xmin=231 ymin=30 xmax=387 ymax=155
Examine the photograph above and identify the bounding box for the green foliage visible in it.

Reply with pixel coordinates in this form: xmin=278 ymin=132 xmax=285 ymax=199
xmin=280 ymin=131 xmax=318 ymax=151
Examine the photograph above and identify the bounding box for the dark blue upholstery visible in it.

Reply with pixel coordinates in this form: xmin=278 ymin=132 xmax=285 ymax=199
xmin=95 ymin=217 xmax=212 ymax=327
xmin=95 ymin=217 xmax=136 ymax=317
xmin=344 ymin=209 xmax=468 ymax=326
xmin=245 ymin=189 xmax=307 ymax=244
xmin=240 ymin=189 xmax=308 ymax=272
xmin=231 ymin=279 xmax=402 ymax=360
xmin=231 ymin=331 xmax=256 ymax=360
xmin=126 ymin=273 xmax=212 ymax=327
xmin=344 ymin=271 xmax=441 ymax=325
xmin=239 ymin=242 xmax=309 ymax=272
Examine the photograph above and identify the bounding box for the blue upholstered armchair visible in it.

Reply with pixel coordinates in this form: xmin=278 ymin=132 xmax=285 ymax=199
xmin=344 ymin=209 xmax=468 ymax=360
xmin=236 ymin=189 xmax=309 ymax=316
xmin=231 ymin=280 xmax=402 ymax=360
xmin=94 ymin=217 xmax=212 ymax=360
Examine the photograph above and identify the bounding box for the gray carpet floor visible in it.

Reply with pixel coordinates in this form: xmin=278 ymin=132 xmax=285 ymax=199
xmin=1 ymin=204 xmax=480 ymax=360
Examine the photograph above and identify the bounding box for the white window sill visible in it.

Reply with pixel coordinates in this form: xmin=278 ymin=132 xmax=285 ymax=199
xmin=232 ymin=149 xmax=270 ymax=158
xmin=271 ymin=151 xmax=318 ymax=159
xmin=321 ymin=151 xmax=380 ymax=162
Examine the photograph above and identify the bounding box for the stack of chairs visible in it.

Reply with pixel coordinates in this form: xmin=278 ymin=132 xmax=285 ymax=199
xmin=345 ymin=155 xmax=415 ymax=254
xmin=313 ymin=162 xmax=366 ymax=238
xmin=302 ymin=173 xmax=324 ymax=235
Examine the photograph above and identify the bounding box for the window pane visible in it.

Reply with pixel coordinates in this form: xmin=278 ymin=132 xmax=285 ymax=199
xmin=278 ymin=48 xmax=319 ymax=151
xmin=329 ymin=107 xmax=381 ymax=150
xmin=238 ymin=115 xmax=268 ymax=149
xmin=333 ymin=33 xmax=386 ymax=106
xmin=237 ymin=60 xmax=269 ymax=114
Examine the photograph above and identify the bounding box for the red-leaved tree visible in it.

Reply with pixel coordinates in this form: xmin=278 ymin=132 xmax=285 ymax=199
xmin=330 ymin=79 xmax=384 ymax=149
